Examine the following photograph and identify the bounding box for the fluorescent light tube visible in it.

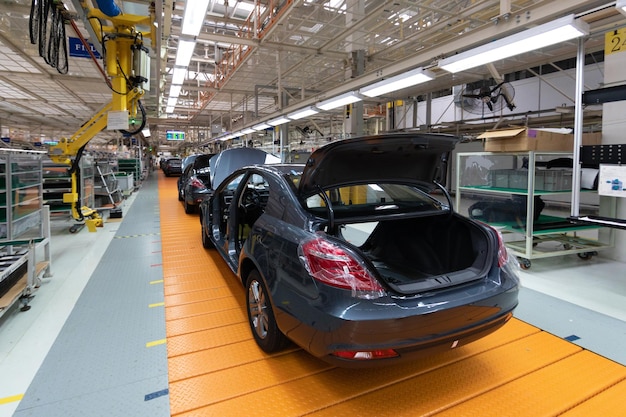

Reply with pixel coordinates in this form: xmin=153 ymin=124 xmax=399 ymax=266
xmin=268 ymin=116 xmax=290 ymax=126
xmin=172 ymin=67 xmax=186 ymax=85
xmin=438 ymin=14 xmax=589 ymax=73
xmin=617 ymin=0 xmax=626 ymax=17
xmin=181 ymin=0 xmax=211 ymax=36
xmin=169 ymin=84 xmax=182 ymax=98
xmin=253 ymin=123 xmax=271 ymax=130
xmin=360 ymin=67 xmax=435 ymax=97
xmin=316 ymin=91 xmax=362 ymax=110
xmin=167 ymin=97 xmax=178 ymax=107
xmin=241 ymin=128 xmax=255 ymax=134
xmin=165 ymin=106 xmax=175 ymax=113
xmin=175 ymin=39 xmax=196 ymax=66
xmin=287 ymin=106 xmax=319 ymax=120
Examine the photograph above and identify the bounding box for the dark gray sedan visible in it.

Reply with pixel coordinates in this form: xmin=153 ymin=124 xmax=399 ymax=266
xmin=199 ymin=133 xmax=519 ymax=367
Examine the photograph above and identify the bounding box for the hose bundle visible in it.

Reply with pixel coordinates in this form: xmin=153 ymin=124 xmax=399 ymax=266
xmin=29 ymin=0 xmax=69 ymax=74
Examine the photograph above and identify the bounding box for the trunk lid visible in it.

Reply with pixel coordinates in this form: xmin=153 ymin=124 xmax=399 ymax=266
xmin=298 ymin=132 xmax=459 ymax=197
xmin=210 ymin=148 xmax=281 ymax=188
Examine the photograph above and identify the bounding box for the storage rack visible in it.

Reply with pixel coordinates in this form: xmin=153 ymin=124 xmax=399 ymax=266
xmin=0 ymin=149 xmax=52 ymax=317
xmin=117 ymin=158 xmax=141 ymax=184
xmin=455 ymin=151 xmax=612 ymax=269
xmin=42 ymin=156 xmax=95 ymax=218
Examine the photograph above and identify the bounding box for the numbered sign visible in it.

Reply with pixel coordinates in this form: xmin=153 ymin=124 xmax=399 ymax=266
xmin=605 ymin=28 xmax=626 ymax=56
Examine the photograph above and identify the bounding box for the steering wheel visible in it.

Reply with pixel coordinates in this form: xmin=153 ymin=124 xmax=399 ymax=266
xmin=242 ymin=189 xmax=261 ymax=212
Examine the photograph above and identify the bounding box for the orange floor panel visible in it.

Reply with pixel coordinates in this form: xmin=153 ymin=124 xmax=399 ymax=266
xmin=158 ymin=172 xmax=626 ymax=416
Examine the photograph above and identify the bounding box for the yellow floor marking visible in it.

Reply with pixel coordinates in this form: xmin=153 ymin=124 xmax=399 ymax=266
xmin=0 ymin=394 xmax=24 ymax=405
xmin=146 ymin=339 xmax=167 ymax=348
xmin=150 ymin=279 xmax=164 ymax=284
xmin=149 ymin=302 xmax=165 ymax=308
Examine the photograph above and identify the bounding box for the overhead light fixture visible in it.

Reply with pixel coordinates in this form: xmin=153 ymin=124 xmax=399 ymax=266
xmin=141 ymin=128 xmax=150 ymax=137
xmin=181 ymin=0 xmax=210 ymax=36
xmin=287 ymin=106 xmax=319 ymax=120
xmin=171 ymin=67 xmax=186 ymax=85
xmin=438 ymin=14 xmax=589 ymax=73
xmin=316 ymin=91 xmax=362 ymax=111
xmin=175 ymin=39 xmax=196 ymax=66
xmin=360 ymin=67 xmax=435 ymax=97
xmin=167 ymin=97 xmax=178 ymax=107
xmin=241 ymin=128 xmax=255 ymax=134
xmin=617 ymin=0 xmax=626 ymax=17
xmin=165 ymin=106 xmax=175 ymax=114
xmin=169 ymin=84 xmax=182 ymax=98
xmin=253 ymin=122 xmax=271 ymax=130
xmin=268 ymin=116 xmax=290 ymax=126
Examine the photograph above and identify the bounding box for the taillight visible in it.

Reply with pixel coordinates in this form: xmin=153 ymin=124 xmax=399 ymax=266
xmin=190 ymin=177 xmax=206 ymax=190
xmin=492 ymin=227 xmax=508 ymax=267
xmin=298 ymin=237 xmax=385 ymax=299
xmin=332 ymin=349 xmax=399 ymax=360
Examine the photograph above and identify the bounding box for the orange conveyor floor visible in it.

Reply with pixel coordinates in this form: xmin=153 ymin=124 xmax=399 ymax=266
xmin=158 ymin=173 xmax=626 ymax=417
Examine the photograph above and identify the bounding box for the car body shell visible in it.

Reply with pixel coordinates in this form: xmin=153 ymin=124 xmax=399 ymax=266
xmin=162 ymin=157 xmax=182 ymax=176
xmin=178 ymin=154 xmax=215 ymax=213
xmin=199 ymin=134 xmax=519 ymax=367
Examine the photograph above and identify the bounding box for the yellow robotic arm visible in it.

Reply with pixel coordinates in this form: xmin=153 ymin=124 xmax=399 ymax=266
xmin=47 ymin=1 xmax=155 ymax=232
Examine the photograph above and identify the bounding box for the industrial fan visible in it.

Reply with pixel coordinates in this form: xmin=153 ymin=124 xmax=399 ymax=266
xmin=457 ymin=80 xmax=516 ymax=116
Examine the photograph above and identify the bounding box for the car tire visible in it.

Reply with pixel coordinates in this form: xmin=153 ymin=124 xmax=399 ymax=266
xmin=245 ymin=270 xmax=289 ymax=353
xmin=178 ymin=189 xmax=183 ymax=201
xmin=201 ymin=215 xmax=214 ymax=249
xmin=184 ymin=198 xmax=195 ymax=214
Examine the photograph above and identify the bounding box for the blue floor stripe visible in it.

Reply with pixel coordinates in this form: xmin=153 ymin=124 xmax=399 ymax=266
xmin=144 ymin=388 xmax=169 ymax=401
xmin=564 ymin=335 xmax=581 ymax=342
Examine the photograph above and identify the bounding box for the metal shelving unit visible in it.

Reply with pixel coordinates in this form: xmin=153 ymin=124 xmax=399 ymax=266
xmin=0 ymin=149 xmax=52 ymax=317
xmin=42 ymin=156 xmax=94 ymax=217
xmin=455 ymin=151 xmax=613 ymax=269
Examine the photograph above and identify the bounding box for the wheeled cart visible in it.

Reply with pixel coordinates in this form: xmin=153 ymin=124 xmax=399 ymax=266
xmin=455 ymin=151 xmax=612 ymax=269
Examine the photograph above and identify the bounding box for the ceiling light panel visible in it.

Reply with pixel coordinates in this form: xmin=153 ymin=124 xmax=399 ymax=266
xmin=181 ymin=0 xmax=211 ymax=36
xmin=172 ymin=67 xmax=187 ymax=85
xmin=175 ymin=39 xmax=196 ymax=66
xmin=287 ymin=106 xmax=319 ymax=120
xmin=617 ymin=0 xmax=626 ymax=17
xmin=316 ymin=91 xmax=362 ymax=111
xmin=360 ymin=67 xmax=435 ymax=97
xmin=438 ymin=14 xmax=589 ymax=73
xmin=268 ymin=116 xmax=290 ymax=126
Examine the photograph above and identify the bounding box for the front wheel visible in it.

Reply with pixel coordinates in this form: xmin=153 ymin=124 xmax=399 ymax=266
xmin=246 ymin=270 xmax=289 ymax=353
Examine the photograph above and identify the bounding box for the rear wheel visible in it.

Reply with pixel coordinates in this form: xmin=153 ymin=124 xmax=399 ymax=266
xmin=200 ymin=215 xmax=213 ymax=249
xmin=246 ymin=270 xmax=289 ymax=353
xmin=184 ymin=198 xmax=195 ymax=214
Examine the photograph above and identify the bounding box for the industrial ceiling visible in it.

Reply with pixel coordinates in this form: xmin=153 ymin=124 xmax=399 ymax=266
xmin=0 ymin=0 xmax=624 ymax=152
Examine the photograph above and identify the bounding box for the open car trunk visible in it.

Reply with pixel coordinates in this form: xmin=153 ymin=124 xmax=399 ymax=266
xmin=342 ymin=213 xmax=493 ymax=294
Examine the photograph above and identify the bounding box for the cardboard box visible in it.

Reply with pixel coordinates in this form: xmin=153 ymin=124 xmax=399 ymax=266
xmin=480 ymin=128 xmax=601 ymax=152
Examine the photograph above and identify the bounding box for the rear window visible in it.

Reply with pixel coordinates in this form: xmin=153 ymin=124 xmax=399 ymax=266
xmin=304 ymin=183 xmax=444 ymax=217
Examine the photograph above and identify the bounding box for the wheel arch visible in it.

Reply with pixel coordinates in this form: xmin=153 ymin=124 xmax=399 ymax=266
xmin=239 ymin=256 xmax=260 ymax=287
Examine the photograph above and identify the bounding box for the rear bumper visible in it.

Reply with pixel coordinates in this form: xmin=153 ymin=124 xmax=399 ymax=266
xmin=276 ymin=281 xmax=518 ymax=368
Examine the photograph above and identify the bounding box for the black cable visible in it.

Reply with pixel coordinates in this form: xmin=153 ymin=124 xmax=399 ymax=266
xmin=120 ymin=99 xmax=146 ymax=135
xmin=68 ymin=144 xmax=87 ymax=221
xmin=48 ymin=6 xmax=68 ymax=74
xmin=29 ymin=0 xmax=69 ymax=74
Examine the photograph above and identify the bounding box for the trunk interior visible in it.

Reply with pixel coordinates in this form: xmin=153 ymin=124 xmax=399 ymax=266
xmin=341 ymin=213 xmax=492 ymax=294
